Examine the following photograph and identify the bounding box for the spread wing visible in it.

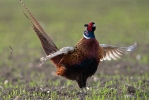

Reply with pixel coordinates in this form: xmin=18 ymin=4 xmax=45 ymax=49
xmin=38 ymin=47 xmax=75 ymax=67
xmin=20 ymin=0 xmax=58 ymax=55
xmin=100 ymin=42 xmax=137 ymax=61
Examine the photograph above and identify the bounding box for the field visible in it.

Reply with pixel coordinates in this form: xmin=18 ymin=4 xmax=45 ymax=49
xmin=0 ymin=0 xmax=149 ymax=100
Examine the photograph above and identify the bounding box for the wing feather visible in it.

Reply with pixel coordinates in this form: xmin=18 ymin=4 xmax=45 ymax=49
xmin=38 ymin=47 xmax=75 ymax=67
xmin=106 ymin=51 xmax=111 ymax=61
xmin=100 ymin=42 xmax=137 ymax=61
xmin=109 ymin=51 xmax=117 ymax=60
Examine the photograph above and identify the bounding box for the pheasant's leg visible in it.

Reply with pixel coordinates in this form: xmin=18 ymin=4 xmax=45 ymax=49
xmin=80 ymin=87 xmax=91 ymax=100
xmin=76 ymin=73 xmax=88 ymax=100
xmin=79 ymin=88 xmax=86 ymax=100
xmin=80 ymin=87 xmax=90 ymax=95
xmin=81 ymin=87 xmax=87 ymax=94
xmin=76 ymin=73 xmax=87 ymax=93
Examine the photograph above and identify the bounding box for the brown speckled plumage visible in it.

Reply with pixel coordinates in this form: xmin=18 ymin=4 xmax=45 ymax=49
xmin=56 ymin=38 xmax=103 ymax=88
xmin=60 ymin=38 xmax=102 ymax=67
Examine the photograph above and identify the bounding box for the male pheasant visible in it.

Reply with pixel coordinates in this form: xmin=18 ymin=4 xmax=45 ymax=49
xmin=20 ymin=0 xmax=136 ymax=91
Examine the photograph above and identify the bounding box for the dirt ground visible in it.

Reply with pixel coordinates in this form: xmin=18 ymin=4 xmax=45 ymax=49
xmin=0 ymin=54 xmax=149 ymax=99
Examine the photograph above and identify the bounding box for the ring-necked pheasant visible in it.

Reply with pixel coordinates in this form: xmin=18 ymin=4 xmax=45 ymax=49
xmin=20 ymin=0 xmax=136 ymax=92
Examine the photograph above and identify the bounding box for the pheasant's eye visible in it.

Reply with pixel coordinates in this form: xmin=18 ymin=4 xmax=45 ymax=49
xmin=92 ymin=24 xmax=96 ymax=27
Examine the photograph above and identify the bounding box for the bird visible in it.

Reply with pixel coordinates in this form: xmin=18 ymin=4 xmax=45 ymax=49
xmin=20 ymin=0 xmax=136 ymax=93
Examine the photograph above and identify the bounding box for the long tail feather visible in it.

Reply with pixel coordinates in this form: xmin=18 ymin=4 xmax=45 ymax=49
xmin=19 ymin=0 xmax=58 ymax=55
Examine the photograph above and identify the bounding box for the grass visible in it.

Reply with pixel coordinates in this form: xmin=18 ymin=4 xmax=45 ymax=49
xmin=1 ymin=74 xmax=149 ymax=99
xmin=0 ymin=0 xmax=149 ymax=99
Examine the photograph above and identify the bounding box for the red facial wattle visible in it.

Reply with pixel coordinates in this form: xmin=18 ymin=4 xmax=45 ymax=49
xmin=87 ymin=23 xmax=93 ymax=31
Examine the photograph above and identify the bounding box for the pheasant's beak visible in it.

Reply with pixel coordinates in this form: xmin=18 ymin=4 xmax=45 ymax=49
xmin=84 ymin=24 xmax=88 ymax=27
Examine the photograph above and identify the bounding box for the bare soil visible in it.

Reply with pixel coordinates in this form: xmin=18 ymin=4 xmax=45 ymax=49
xmin=0 ymin=55 xmax=149 ymax=100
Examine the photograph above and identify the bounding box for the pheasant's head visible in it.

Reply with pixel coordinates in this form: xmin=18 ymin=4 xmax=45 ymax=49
xmin=83 ymin=22 xmax=96 ymax=39
xmin=84 ymin=22 xmax=96 ymax=32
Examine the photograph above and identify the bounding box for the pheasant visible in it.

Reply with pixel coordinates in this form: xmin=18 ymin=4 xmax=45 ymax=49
xmin=20 ymin=0 xmax=136 ymax=92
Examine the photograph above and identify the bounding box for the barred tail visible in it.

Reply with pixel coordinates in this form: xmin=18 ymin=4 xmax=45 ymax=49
xmin=20 ymin=0 xmax=64 ymax=66
xmin=20 ymin=0 xmax=58 ymax=55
